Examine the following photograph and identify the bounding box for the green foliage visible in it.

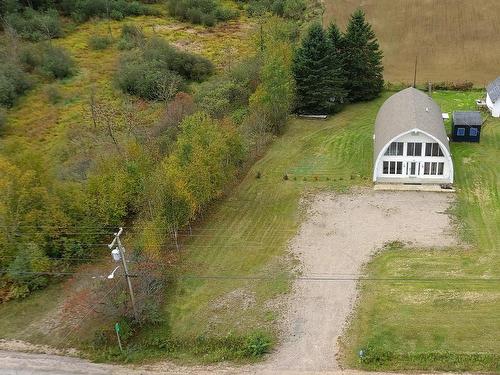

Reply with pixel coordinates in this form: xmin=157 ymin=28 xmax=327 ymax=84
xmin=167 ymin=0 xmax=238 ymax=26
xmin=39 ymin=45 xmax=75 ymax=79
xmin=251 ymin=41 xmax=295 ymax=133
xmin=45 ymin=84 xmax=62 ymax=104
xmin=117 ymin=24 xmax=145 ymax=50
xmin=59 ymin=0 xmax=155 ymax=22
xmin=88 ymin=34 xmax=113 ymax=50
xmin=195 ymin=58 xmax=259 ymax=119
xmin=0 ymin=109 xmax=6 ymax=131
xmin=7 ymin=243 xmax=50 ymax=297
xmin=343 ymin=9 xmax=384 ymax=101
xmin=116 ymin=37 xmax=213 ymax=100
xmin=4 ymin=8 xmax=62 ymax=41
xmin=244 ymin=0 xmax=305 ymax=20
xmin=0 ymin=61 xmax=32 ymax=107
xmin=292 ymin=22 xmax=347 ymax=114
xmin=244 ymin=332 xmax=271 ymax=356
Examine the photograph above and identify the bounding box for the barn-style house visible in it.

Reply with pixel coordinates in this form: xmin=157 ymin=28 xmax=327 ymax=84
xmin=373 ymin=88 xmax=454 ymax=184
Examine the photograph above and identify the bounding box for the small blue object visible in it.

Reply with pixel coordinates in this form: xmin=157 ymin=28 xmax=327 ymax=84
xmin=359 ymin=349 xmax=364 ymax=358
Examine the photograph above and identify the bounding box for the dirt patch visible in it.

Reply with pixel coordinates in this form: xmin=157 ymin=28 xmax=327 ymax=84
xmin=259 ymin=188 xmax=458 ymax=371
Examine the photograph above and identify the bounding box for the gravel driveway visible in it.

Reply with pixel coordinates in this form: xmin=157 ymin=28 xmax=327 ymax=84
xmin=261 ymin=188 xmax=458 ymax=372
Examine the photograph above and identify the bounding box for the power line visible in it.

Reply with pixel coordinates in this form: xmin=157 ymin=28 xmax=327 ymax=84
xmin=1 ymin=270 xmax=499 ymax=283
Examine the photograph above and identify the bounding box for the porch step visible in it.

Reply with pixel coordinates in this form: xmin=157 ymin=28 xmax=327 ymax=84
xmin=374 ymin=183 xmax=456 ymax=193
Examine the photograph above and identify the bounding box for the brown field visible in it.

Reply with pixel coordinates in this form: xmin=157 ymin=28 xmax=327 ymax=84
xmin=324 ymin=0 xmax=500 ymax=86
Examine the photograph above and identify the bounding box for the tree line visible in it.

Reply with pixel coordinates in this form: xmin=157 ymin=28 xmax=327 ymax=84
xmin=293 ymin=9 xmax=384 ymax=114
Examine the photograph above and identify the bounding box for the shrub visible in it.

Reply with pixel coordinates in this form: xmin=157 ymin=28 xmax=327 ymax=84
xmin=117 ymin=24 xmax=145 ymax=50
xmin=45 ymin=85 xmax=62 ymax=104
xmin=167 ymin=0 xmax=238 ymax=26
xmin=433 ymin=81 xmax=474 ymax=91
xmin=0 ymin=63 xmax=32 ymax=107
xmin=88 ymin=34 xmax=113 ymax=50
xmin=7 ymin=243 xmax=50 ymax=298
xmin=0 ymin=110 xmax=6 ymax=131
xmin=59 ymin=0 xmax=155 ymax=22
xmin=4 ymin=8 xmax=62 ymax=41
xmin=39 ymin=45 xmax=75 ymax=79
xmin=19 ymin=45 xmax=42 ymax=72
xmin=244 ymin=332 xmax=271 ymax=357
xmin=116 ymin=56 xmax=184 ymax=100
xmin=116 ymin=38 xmax=213 ymax=100
xmin=282 ymin=0 xmax=306 ymax=19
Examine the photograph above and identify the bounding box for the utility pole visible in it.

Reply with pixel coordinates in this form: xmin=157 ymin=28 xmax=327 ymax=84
xmin=413 ymin=55 xmax=418 ymax=88
xmin=109 ymin=227 xmax=138 ymax=321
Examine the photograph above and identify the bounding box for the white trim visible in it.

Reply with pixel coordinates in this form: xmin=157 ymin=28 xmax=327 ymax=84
xmin=373 ymin=128 xmax=454 ymax=183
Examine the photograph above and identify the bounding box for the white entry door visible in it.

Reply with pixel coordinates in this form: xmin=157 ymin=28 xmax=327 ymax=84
xmin=408 ymin=162 xmax=418 ymax=177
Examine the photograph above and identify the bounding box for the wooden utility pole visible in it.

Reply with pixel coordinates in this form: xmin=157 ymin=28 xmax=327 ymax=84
xmin=413 ymin=55 xmax=418 ymax=88
xmin=109 ymin=228 xmax=138 ymax=320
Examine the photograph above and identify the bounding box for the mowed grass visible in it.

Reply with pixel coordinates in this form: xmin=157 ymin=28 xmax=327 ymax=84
xmin=340 ymin=91 xmax=500 ymax=372
xmin=129 ymin=97 xmax=379 ymax=362
xmin=324 ymin=0 xmax=500 ymax=86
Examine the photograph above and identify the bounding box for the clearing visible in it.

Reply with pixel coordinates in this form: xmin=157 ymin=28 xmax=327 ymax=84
xmin=324 ymin=0 xmax=500 ymax=85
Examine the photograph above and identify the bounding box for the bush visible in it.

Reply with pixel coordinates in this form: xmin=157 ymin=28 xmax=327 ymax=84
xmin=0 ymin=110 xmax=6 ymax=131
xmin=4 ymin=8 xmax=62 ymax=41
xmin=116 ymin=56 xmax=184 ymax=100
xmin=19 ymin=45 xmax=42 ymax=72
xmin=244 ymin=0 xmax=305 ymax=19
xmin=117 ymin=24 xmax=145 ymax=50
xmin=59 ymin=0 xmax=155 ymax=22
xmin=88 ymin=34 xmax=113 ymax=50
xmin=244 ymin=332 xmax=271 ymax=356
xmin=7 ymin=243 xmax=50 ymax=298
xmin=433 ymin=81 xmax=474 ymax=91
xmin=116 ymin=37 xmax=213 ymax=100
xmin=0 ymin=63 xmax=32 ymax=107
xmin=45 ymin=85 xmax=62 ymax=104
xmin=39 ymin=45 xmax=75 ymax=79
xmin=167 ymin=0 xmax=238 ymax=26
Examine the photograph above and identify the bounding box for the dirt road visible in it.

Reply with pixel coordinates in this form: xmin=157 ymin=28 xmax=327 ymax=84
xmin=0 ymin=189 xmax=459 ymax=374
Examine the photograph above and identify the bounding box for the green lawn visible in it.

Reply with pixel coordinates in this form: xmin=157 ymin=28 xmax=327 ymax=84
xmin=340 ymin=91 xmax=500 ymax=372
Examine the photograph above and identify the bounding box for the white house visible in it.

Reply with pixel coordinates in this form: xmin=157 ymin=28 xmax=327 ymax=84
xmin=373 ymin=87 xmax=453 ymax=184
xmin=486 ymin=77 xmax=500 ymax=117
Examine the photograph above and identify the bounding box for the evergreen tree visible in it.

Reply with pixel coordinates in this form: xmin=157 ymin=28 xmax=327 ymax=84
xmin=327 ymin=22 xmax=348 ymax=99
xmin=343 ymin=9 xmax=384 ymax=102
xmin=292 ymin=23 xmax=347 ymax=114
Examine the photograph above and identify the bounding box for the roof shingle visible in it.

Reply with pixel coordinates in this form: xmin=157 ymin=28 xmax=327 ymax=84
xmin=452 ymin=111 xmax=483 ymax=126
xmin=486 ymin=76 xmax=500 ymax=102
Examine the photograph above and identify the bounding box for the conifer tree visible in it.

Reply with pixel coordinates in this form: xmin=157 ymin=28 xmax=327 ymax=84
xmin=327 ymin=22 xmax=347 ymax=99
xmin=343 ymin=9 xmax=384 ymax=101
xmin=292 ymin=23 xmax=347 ymax=114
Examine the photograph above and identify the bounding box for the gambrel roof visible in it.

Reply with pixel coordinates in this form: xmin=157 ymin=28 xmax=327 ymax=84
xmin=373 ymin=88 xmax=450 ymax=163
xmin=486 ymin=77 xmax=500 ymax=102
xmin=452 ymin=111 xmax=483 ymax=126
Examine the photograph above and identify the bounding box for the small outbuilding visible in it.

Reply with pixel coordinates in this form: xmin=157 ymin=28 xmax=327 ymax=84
xmin=486 ymin=76 xmax=500 ymax=117
xmin=451 ymin=111 xmax=483 ymax=142
xmin=373 ymin=88 xmax=453 ymax=184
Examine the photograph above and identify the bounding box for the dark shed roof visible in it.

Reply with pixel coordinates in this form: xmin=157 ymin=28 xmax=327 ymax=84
xmin=452 ymin=111 xmax=483 ymax=126
xmin=487 ymin=77 xmax=500 ymax=102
